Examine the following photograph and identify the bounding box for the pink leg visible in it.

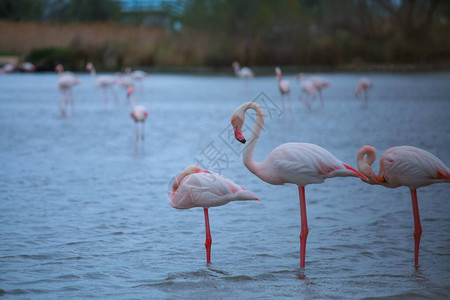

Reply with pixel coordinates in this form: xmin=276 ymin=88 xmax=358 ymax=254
xmin=319 ymin=91 xmax=324 ymax=108
xmin=204 ymin=208 xmax=212 ymax=263
xmin=298 ymin=186 xmax=309 ymax=268
xmin=410 ymin=189 xmax=422 ymax=265
xmin=103 ymin=88 xmax=108 ymax=106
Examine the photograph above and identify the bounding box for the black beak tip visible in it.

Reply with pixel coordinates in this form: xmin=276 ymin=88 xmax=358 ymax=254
xmin=239 ymin=138 xmax=246 ymax=144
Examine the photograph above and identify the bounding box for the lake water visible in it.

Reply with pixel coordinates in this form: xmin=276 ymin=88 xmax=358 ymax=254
xmin=1 ymin=71 xmax=449 ymax=299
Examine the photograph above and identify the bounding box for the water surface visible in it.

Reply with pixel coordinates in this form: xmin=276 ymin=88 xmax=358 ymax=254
xmin=1 ymin=72 xmax=449 ymax=299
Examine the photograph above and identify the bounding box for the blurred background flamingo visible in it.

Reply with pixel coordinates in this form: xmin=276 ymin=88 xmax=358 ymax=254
xmin=355 ymin=77 xmax=373 ymax=107
xmin=169 ymin=165 xmax=259 ymax=264
xmin=86 ymin=62 xmax=118 ymax=107
xmin=127 ymin=87 xmax=148 ymax=142
xmin=275 ymin=67 xmax=292 ymax=117
xmin=55 ymin=64 xmax=79 ymax=117
xmin=232 ymin=61 xmax=254 ymax=89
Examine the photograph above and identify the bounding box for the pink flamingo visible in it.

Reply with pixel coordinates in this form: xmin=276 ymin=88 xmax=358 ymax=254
xmin=355 ymin=77 xmax=373 ymax=106
xmin=55 ymin=64 xmax=79 ymax=117
xmin=231 ymin=102 xmax=367 ymax=268
xmin=296 ymin=74 xmax=316 ymax=111
xmin=232 ymin=61 xmax=254 ymax=88
xmin=310 ymin=76 xmax=330 ymax=108
xmin=20 ymin=62 xmax=36 ymax=72
xmin=127 ymin=87 xmax=148 ymax=141
xmin=275 ymin=67 xmax=292 ymax=116
xmin=86 ymin=62 xmax=118 ymax=107
xmin=169 ymin=165 xmax=259 ymax=263
xmin=357 ymin=145 xmax=450 ymax=265
xmin=1 ymin=63 xmax=14 ymax=73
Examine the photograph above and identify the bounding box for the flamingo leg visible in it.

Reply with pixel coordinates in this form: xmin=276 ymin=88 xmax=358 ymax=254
xmin=103 ymin=88 xmax=108 ymax=106
xmin=298 ymin=186 xmax=309 ymax=268
xmin=319 ymin=90 xmax=324 ymax=108
xmin=363 ymin=89 xmax=368 ymax=106
xmin=410 ymin=189 xmax=422 ymax=265
xmin=204 ymin=208 xmax=212 ymax=263
xmin=141 ymin=122 xmax=145 ymax=140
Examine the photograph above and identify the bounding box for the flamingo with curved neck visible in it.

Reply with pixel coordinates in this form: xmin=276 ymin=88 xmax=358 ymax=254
xmin=231 ymin=102 xmax=367 ymax=268
xmin=357 ymin=145 xmax=450 ymax=265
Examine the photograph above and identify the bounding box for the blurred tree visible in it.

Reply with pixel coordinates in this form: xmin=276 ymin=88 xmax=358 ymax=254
xmin=0 ymin=0 xmax=43 ymax=21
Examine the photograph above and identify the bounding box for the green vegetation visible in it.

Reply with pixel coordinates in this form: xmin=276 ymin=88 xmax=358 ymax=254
xmin=1 ymin=0 xmax=450 ymax=70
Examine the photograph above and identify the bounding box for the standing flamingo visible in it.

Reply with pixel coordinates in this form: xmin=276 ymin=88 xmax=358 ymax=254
xmin=275 ymin=67 xmax=292 ymax=117
xmin=357 ymin=145 xmax=450 ymax=265
xmin=55 ymin=64 xmax=79 ymax=117
xmin=296 ymin=74 xmax=316 ymax=111
xmin=355 ymin=77 xmax=373 ymax=107
xmin=231 ymin=102 xmax=367 ymax=268
xmin=310 ymin=76 xmax=330 ymax=108
xmin=232 ymin=61 xmax=254 ymax=89
xmin=127 ymin=87 xmax=148 ymax=141
xmin=169 ymin=165 xmax=259 ymax=263
xmin=86 ymin=62 xmax=118 ymax=107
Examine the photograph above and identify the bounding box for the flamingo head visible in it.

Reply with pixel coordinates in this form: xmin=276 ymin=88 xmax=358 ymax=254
xmin=86 ymin=62 xmax=93 ymax=71
xmin=232 ymin=61 xmax=240 ymax=70
xmin=231 ymin=112 xmax=246 ymax=144
xmin=125 ymin=67 xmax=132 ymax=74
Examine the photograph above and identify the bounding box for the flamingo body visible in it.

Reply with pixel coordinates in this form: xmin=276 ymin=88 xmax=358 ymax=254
xmin=130 ymin=105 xmax=148 ymax=123
xmin=358 ymin=146 xmax=450 ymax=189
xmin=310 ymin=76 xmax=330 ymax=91
xmin=252 ymin=142 xmax=363 ymax=186
xmin=170 ymin=166 xmax=258 ymax=209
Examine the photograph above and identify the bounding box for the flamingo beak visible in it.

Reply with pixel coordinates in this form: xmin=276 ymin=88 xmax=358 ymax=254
xmin=233 ymin=125 xmax=246 ymax=144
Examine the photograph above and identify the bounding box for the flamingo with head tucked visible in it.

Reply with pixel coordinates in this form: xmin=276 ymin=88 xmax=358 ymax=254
xmin=355 ymin=77 xmax=373 ymax=106
xmin=86 ymin=62 xmax=118 ymax=107
xmin=357 ymin=145 xmax=450 ymax=265
xmin=170 ymin=165 xmax=259 ymax=263
xmin=231 ymin=102 xmax=367 ymax=268
xmin=232 ymin=61 xmax=254 ymax=89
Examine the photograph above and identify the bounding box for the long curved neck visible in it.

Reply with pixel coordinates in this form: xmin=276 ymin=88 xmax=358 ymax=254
xmin=242 ymin=103 xmax=265 ymax=175
xmin=356 ymin=146 xmax=378 ymax=181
